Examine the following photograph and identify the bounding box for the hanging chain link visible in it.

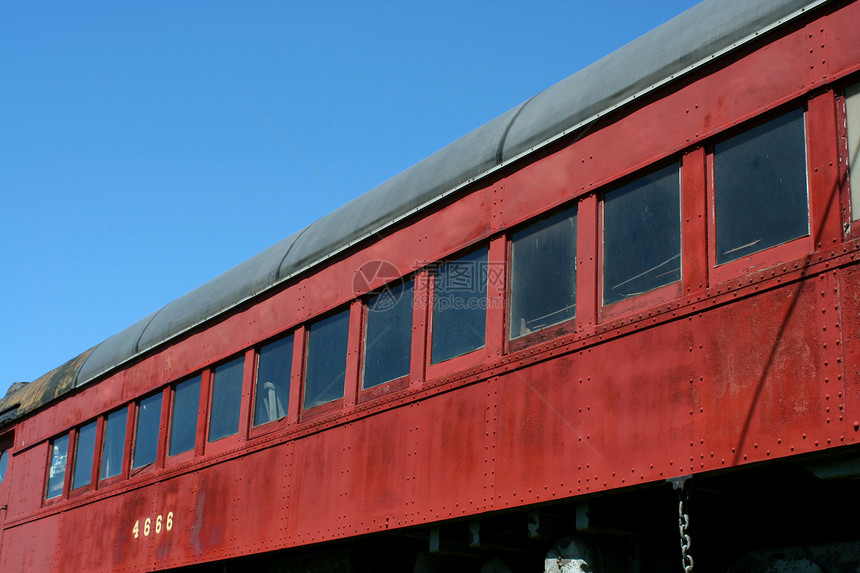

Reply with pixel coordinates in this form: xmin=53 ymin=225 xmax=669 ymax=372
xmin=678 ymin=494 xmax=694 ymax=573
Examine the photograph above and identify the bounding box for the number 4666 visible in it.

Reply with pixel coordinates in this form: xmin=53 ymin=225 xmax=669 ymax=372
xmin=132 ymin=512 xmax=174 ymax=539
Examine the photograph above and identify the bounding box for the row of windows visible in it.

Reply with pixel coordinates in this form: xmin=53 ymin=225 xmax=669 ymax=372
xmin=44 ymin=93 xmax=859 ymax=501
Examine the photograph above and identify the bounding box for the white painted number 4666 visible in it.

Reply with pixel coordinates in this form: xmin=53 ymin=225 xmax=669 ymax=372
xmin=132 ymin=512 xmax=174 ymax=539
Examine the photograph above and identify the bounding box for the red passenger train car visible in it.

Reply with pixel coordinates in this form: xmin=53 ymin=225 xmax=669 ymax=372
xmin=2 ymin=0 xmax=860 ymax=571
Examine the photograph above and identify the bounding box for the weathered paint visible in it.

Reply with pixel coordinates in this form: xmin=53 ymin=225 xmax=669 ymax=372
xmin=0 ymin=1 xmax=859 ymax=571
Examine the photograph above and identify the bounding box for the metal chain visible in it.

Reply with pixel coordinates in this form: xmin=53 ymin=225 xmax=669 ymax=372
xmin=678 ymin=495 xmax=694 ymax=573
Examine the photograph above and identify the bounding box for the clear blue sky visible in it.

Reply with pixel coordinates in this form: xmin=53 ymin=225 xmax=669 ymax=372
xmin=0 ymin=1 xmax=700 ymax=398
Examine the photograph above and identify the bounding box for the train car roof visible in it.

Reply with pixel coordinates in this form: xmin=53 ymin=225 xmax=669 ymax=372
xmin=0 ymin=0 xmax=827 ymax=423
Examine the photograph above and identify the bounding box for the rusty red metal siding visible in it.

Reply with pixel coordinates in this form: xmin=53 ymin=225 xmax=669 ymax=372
xmin=1 ymin=3 xmax=859 ymax=571
xmin=841 ymin=264 xmax=860 ymax=441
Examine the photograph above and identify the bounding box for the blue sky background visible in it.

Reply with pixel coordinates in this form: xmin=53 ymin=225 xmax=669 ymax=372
xmin=1 ymin=0 xmax=700 ymax=398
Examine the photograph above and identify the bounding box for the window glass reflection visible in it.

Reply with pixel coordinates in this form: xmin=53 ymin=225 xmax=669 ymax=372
xmin=0 ymin=449 xmax=7 ymax=484
xmin=100 ymin=408 xmax=127 ymax=480
xmin=714 ymin=109 xmax=808 ymax=264
xmin=169 ymin=375 xmax=201 ymax=456
xmin=603 ymin=163 xmax=680 ymax=305
xmin=72 ymin=421 xmax=97 ymax=489
xmin=304 ymin=309 xmax=349 ymax=409
xmin=254 ymin=335 xmax=293 ymax=426
xmin=431 ymin=248 xmax=488 ymax=362
xmin=46 ymin=434 xmax=69 ymax=499
xmin=364 ymin=279 xmax=413 ymax=388
xmin=209 ymin=356 xmax=244 ymax=442
xmin=510 ymin=208 xmax=577 ymax=339
xmin=132 ymin=393 xmax=162 ymax=468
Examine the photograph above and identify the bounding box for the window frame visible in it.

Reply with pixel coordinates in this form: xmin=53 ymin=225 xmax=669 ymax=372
xmin=598 ymin=161 xmax=684 ymax=321
xmin=301 ymin=306 xmax=352 ymax=419
xmin=165 ymin=373 xmax=205 ymax=467
xmin=130 ymin=391 xmax=165 ymax=476
xmin=97 ymin=405 xmax=132 ymax=487
xmin=250 ymin=332 xmax=296 ymax=434
xmin=844 ymin=81 xmax=860 ymax=232
xmin=205 ymin=352 xmax=252 ymax=455
xmin=0 ymin=433 xmax=11 ymax=488
xmin=359 ymin=276 xmax=415 ymax=400
xmin=69 ymin=419 xmax=99 ymax=496
xmin=425 ymin=243 xmax=499 ymax=378
xmin=505 ymin=203 xmax=579 ymax=351
xmin=206 ymin=354 xmax=246 ymax=444
xmin=44 ymin=432 xmax=71 ymax=503
xmin=250 ymin=329 xmax=304 ymax=437
xmin=707 ymin=107 xmax=813 ymax=284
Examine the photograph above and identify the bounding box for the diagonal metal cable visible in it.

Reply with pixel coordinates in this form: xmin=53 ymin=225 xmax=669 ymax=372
xmin=255 ymin=111 xmax=351 ymax=206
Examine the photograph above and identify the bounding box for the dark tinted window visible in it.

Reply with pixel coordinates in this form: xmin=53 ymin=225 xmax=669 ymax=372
xmin=132 ymin=393 xmax=162 ymax=469
xmin=714 ymin=109 xmax=808 ymax=264
xmin=100 ymin=408 xmax=127 ymax=479
xmin=169 ymin=375 xmax=201 ymax=456
xmin=0 ymin=449 xmax=7 ymax=484
xmin=603 ymin=163 xmax=681 ymax=305
xmin=254 ymin=334 xmax=293 ymax=426
xmin=72 ymin=421 xmax=97 ymax=489
xmin=46 ymin=434 xmax=69 ymax=499
xmin=209 ymin=356 xmax=244 ymax=442
xmin=364 ymin=279 xmax=413 ymax=388
xmin=431 ymin=248 xmax=488 ymax=363
xmin=510 ymin=207 xmax=577 ymax=339
xmin=304 ymin=309 xmax=350 ymax=409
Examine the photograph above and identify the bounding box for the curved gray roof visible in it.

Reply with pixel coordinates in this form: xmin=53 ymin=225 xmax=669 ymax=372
xmin=1 ymin=0 xmax=828 ymax=420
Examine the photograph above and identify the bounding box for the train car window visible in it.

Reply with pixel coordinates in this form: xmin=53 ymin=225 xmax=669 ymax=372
xmin=0 ymin=449 xmax=8 ymax=484
xmin=509 ymin=206 xmax=577 ymax=339
xmin=363 ymin=279 xmax=413 ymax=389
xmin=45 ymin=434 xmax=69 ymax=499
xmin=847 ymin=82 xmax=860 ymax=221
xmin=0 ymin=434 xmax=10 ymax=486
xmin=208 ymin=356 xmax=245 ymax=442
xmin=304 ymin=308 xmax=350 ymax=409
xmin=71 ymin=421 xmax=97 ymax=489
xmin=100 ymin=407 xmax=127 ymax=480
xmin=603 ymin=163 xmax=680 ymax=305
xmin=714 ymin=109 xmax=808 ymax=264
xmin=254 ymin=334 xmax=293 ymax=426
xmin=431 ymin=247 xmax=488 ymax=363
xmin=132 ymin=393 xmax=162 ymax=468
xmin=169 ymin=374 xmax=201 ymax=456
